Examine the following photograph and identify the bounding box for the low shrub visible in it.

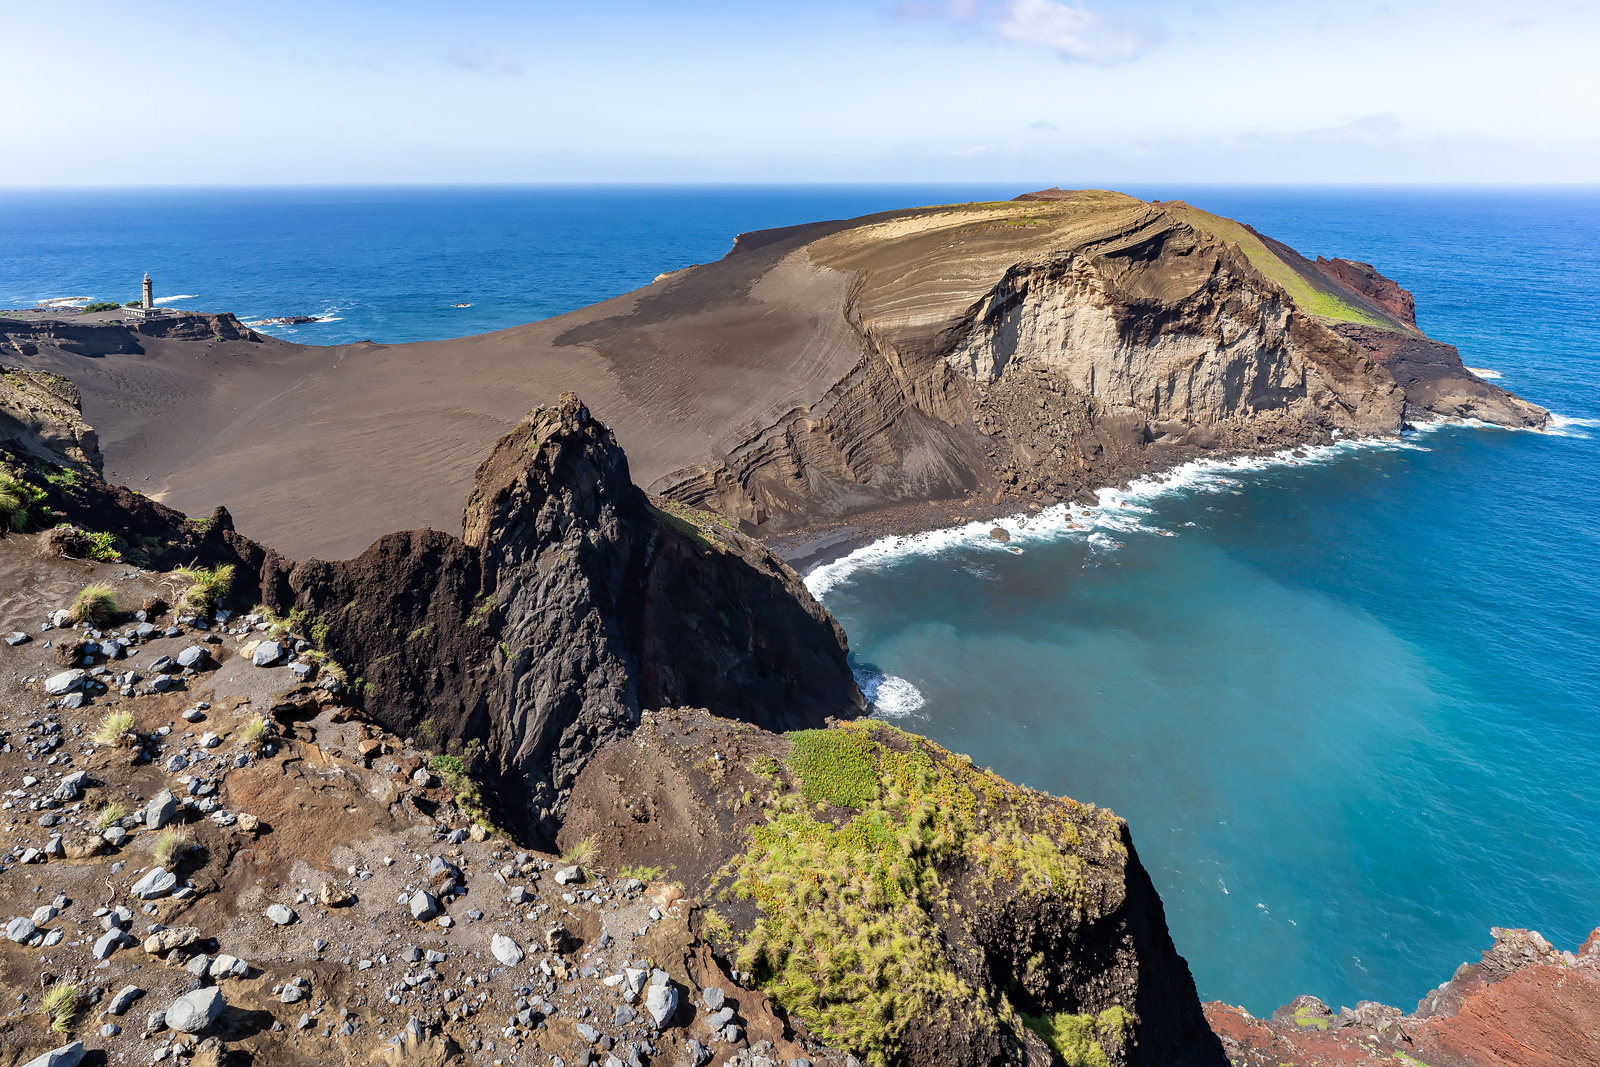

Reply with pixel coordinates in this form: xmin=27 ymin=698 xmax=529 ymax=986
xmin=70 ymin=584 xmax=118 ymax=626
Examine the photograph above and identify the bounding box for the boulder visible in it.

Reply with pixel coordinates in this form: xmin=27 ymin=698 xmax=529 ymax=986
xmin=265 ymin=904 xmax=296 ymax=925
xmin=143 ymin=927 xmax=200 ymax=955
xmin=92 ymin=930 xmax=124 ymax=959
xmin=18 ymin=1041 xmax=85 ymax=1067
xmin=5 ymin=916 xmax=36 ymax=943
xmin=146 ymin=789 xmax=177 ymax=831
xmin=165 ymin=987 xmax=225 ymax=1033
xmin=176 ymin=646 xmax=207 ymax=669
xmin=59 ymin=833 xmax=104 ymax=859
xmin=409 ymin=891 xmax=438 ymax=921
xmin=319 ymin=882 xmax=352 ymax=907
xmin=53 ymin=770 xmax=89 ymax=801
xmin=490 ymin=934 xmax=524 ymax=966
xmin=131 ymin=868 xmax=177 ymax=900
xmin=554 ymin=865 xmax=584 ymax=885
xmin=105 ymin=985 xmax=143 ymax=1015
xmin=43 ymin=670 xmax=85 ymax=695
xmin=252 ymin=641 xmax=284 ymax=667
xmin=644 ymin=983 xmax=679 ymax=1029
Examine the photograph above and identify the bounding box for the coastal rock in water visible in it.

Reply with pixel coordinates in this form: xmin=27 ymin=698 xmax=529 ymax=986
xmin=1206 ymin=926 xmax=1600 ymax=1067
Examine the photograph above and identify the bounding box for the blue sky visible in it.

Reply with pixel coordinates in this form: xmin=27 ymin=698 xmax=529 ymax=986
xmin=5 ymin=0 xmax=1597 ymax=185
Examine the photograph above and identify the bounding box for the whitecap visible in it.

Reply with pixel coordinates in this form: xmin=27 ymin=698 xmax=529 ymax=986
xmin=1546 ymin=413 xmax=1599 ymax=439
xmin=853 ymin=668 xmax=927 ymax=719
xmin=1464 ymin=366 xmax=1502 ymax=379
xmin=153 ymin=294 xmax=198 ymax=304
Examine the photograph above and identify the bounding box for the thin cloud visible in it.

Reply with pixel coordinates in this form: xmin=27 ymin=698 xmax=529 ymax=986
xmin=1031 ymin=120 xmax=1060 ymax=131
xmin=898 ymin=0 xmax=1162 ymax=66
xmin=446 ymin=48 xmax=522 ymax=76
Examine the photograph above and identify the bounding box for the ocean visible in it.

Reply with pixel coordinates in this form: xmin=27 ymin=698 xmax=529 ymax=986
xmin=2 ymin=185 xmax=1596 ymax=1016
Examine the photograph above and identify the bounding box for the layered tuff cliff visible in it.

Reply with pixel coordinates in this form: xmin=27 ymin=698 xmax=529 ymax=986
xmin=646 ymin=191 xmax=1546 ymax=528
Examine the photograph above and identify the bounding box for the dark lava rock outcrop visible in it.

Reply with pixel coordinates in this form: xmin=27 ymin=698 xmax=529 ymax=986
xmin=1206 ymin=925 xmax=1600 ymax=1066
xmin=253 ymin=393 xmax=863 ymax=842
xmin=562 ymin=709 xmax=1225 ymax=1067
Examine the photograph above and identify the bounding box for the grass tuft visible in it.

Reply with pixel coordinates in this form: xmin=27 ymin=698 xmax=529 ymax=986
xmin=96 ymin=802 xmax=127 ymax=830
xmin=174 ymin=563 xmax=234 ymax=616
xmin=239 ymin=716 xmax=268 ymax=748
xmin=153 ymin=828 xmax=188 ymax=868
xmin=560 ymin=836 xmax=597 ymax=867
xmin=0 ymin=470 xmax=48 ymax=532
xmin=1020 ymin=1007 xmax=1131 ymax=1067
xmin=91 ymin=710 xmax=135 ymax=746
xmin=40 ymin=980 xmax=79 ymax=1033
xmin=617 ymin=865 xmax=664 ymax=882
xmin=70 ymin=584 xmax=118 ymax=626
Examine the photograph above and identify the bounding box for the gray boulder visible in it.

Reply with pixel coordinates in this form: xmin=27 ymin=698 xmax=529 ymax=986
xmin=5 ymin=631 xmax=29 ymax=646
xmin=165 ymin=986 xmax=225 ymax=1033
xmin=644 ymin=983 xmax=678 ymax=1029
xmin=265 ymin=904 xmax=296 ymax=925
xmin=53 ymin=771 xmax=89 ymax=801
xmin=252 ymin=641 xmax=284 ymax=667
xmin=555 ymin=865 xmax=584 ymax=885
xmin=176 ymin=646 xmax=207 ymax=669
xmin=146 ymin=789 xmax=177 ymax=831
xmin=408 ymin=891 xmax=438 ymax=921
xmin=105 ymin=985 xmax=143 ymax=1015
xmin=43 ymin=670 xmax=85 ymax=696
xmin=131 ymin=868 xmax=177 ymax=900
xmin=18 ymin=1041 xmax=85 ymax=1067
xmin=490 ymin=934 xmax=524 ymax=966
xmin=5 ymin=916 xmax=36 ymax=943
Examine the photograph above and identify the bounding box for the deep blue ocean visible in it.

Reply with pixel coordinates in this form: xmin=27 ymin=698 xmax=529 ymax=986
xmin=2 ymin=185 xmax=1596 ymax=1016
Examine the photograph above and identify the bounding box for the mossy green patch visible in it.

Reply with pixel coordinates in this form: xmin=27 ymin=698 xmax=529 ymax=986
xmin=1168 ymin=205 xmax=1396 ymax=329
xmin=1292 ymin=1004 xmax=1330 ymax=1030
xmin=1021 ymin=1006 xmax=1131 ymax=1067
xmin=724 ymin=720 xmax=1125 ymax=1066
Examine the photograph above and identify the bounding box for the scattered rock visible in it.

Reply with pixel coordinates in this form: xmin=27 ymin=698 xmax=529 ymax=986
xmin=265 ymin=904 xmax=297 ymax=925
xmin=5 ymin=916 xmax=36 ymax=943
xmin=165 ymin=986 xmax=225 ymax=1033
xmin=143 ymin=927 xmax=199 ymax=955
xmin=105 ymin=985 xmax=144 ymax=1015
xmin=176 ymin=646 xmax=207 ymax=669
xmin=554 ymin=865 xmax=584 ymax=885
xmin=131 ymin=868 xmax=177 ymax=900
xmin=146 ymin=789 xmax=177 ymax=831
xmin=319 ymin=882 xmax=352 ymax=907
xmin=644 ymin=983 xmax=678 ymax=1029
xmin=409 ymin=891 xmax=438 ymax=921
xmin=43 ymin=670 xmax=85 ymax=695
xmin=18 ymin=1041 xmax=85 ymax=1067
xmin=490 ymin=934 xmax=524 ymax=966
xmin=4 ymin=631 xmax=29 ymax=646
xmin=252 ymin=641 xmax=284 ymax=667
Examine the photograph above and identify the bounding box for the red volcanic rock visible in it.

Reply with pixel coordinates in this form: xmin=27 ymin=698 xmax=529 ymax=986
xmin=1206 ymin=926 xmax=1600 ymax=1067
xmin=1315 ymin=256 xmax=1418 ymax=327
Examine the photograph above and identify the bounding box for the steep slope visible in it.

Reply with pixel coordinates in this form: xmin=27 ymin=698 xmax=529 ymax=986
xmin=562 ymin=710 xmax=1226 ymax=1067
xmin=0 ymin=192 xmax=1548 ymax=557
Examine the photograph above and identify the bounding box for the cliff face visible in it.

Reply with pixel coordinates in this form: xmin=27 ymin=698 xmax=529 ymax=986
xmin=649 ymin=192 xmax=1546 ymax=529
xmin=260 ymin=393 xmax=863 ymax=842
xmin=0 ymin=365 xmax=103 ymax=474
xmin=561 ymin=710 xmax=1226 ymax=1067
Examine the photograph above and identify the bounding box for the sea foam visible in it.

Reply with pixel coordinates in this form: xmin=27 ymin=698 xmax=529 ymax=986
xmin=153 ymin=294 xmax=198 ymax=304
xmin=803 ymin=432 xmax=1441 ymax=600
xmin=853 ymin=667 xmax=927 ymax=719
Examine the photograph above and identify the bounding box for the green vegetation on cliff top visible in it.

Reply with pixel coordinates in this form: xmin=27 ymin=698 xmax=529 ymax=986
xmin=722 ymin=719 xmax=1128 ymax=1066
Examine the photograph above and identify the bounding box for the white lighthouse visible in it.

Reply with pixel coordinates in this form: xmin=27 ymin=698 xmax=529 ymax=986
xmin=142 ymin=272 xmax=153 ymax=310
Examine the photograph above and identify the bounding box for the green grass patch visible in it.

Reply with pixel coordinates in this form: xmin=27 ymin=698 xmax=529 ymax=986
xmin=174 ymin=563 xmax=233 ymax=615
xmin=1020 ymin=1007 xmax=1130 ymax=1067
xmin=1167 ymin=205 xmax=1394 ymax=328
xmin=724 ymin=721 xmax=1122 ymax=1065
xmin=70 ymin=584 xmax=118 ymax=626
xmin=787 ymin=729 xmax=880 ymax=808
xmin=92 ymin=710 xmax=135 ymax=745
xmin=80 ymin=302 xmax=121 ymax=314
xmin=0 ymin=470 xmax=48 ymax=531
xmin=39 ymin=980 xmax=79 ymax=1033
xmin=618 ymin=864 xmax=664 ymax=881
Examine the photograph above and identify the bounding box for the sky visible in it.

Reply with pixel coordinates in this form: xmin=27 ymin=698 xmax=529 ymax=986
xmin=4 ymin=0 xmax=1598 ymax=185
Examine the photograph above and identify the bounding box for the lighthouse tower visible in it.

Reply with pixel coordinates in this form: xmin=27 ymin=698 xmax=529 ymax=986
xmin=142 ymin=273 xmax=153 ymax=310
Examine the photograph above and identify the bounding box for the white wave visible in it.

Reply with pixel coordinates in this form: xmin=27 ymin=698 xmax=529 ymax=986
xmin=153 ymin=294 xmax=198 ymax=304
xmin=853 ymin=668 xmax=927 ymax=719
xmin=803 ymin=432 xmax=1435 ymax=599
xmin=1464 ymin=366 xmax=1502 ymax=379
xmin=1546 ymin=413 xmax=1599 ymax=439
xmin=37 ymin=296 xmax=90 ymax=307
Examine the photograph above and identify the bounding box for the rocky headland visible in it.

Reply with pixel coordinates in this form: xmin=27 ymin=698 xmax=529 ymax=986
xmin=0 ymin=192 xmax=1584 ymax=1067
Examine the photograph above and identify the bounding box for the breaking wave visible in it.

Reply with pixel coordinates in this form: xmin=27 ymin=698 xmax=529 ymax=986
xmin=853 ymin=668 xmax=927 ymax=719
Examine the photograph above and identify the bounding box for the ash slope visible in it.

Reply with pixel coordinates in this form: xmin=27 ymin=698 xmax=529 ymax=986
xmin=0 ymin=191 xmax=1547 ymax=558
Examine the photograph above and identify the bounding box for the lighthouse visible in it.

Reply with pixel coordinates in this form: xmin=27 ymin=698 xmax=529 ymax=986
xmin=142 ymin=273 xmax=153 ymax=310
